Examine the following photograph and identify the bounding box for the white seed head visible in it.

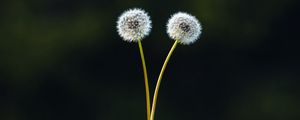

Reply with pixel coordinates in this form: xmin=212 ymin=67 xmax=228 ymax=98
xmin=167 ymin=12 xmax=202 ymax=45
xmin=117 ymin=8 xmax=152 ymax=42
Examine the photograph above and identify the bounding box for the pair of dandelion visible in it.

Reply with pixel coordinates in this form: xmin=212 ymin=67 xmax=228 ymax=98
xmin=117 ymin=8 xmax=202 ymax=120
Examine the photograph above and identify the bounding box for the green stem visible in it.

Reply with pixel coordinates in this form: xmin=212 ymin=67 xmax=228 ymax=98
xmin=138 ymin=40 xmax=151 ymax=120
xmin=150 ymin=40 xmax=179 ymax=120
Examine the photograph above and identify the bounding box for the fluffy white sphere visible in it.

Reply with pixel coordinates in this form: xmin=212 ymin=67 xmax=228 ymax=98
xmin=117 ymin=8 xmax=152 ymax=42
xmin=167 ymin=12 xmax=202 ymax=45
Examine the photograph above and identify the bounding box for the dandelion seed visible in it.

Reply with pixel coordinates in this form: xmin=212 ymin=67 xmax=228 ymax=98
xmin=167 ymin=12 xmax=202 ymax=45
xmin=117 ymin=8 xmax=152 ymax=42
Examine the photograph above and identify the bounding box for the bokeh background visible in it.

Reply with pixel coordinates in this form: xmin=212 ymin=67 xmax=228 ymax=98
xmin=1 ymin=0 xmax=300 ymax=120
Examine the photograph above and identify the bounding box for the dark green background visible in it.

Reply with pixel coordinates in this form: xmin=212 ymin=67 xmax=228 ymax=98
xmin=1 ymin=0 xmax=299 ymax=120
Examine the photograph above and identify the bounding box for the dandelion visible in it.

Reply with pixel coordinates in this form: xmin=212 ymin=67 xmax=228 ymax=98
xmin=117 ymin=8 xmax=152 ymax=42
xmin=117 ymin=9 xmax=203 ymax=120
xmin=117 ymin=8 xmax=152 ymax=120
xmin=167 ymin=12 xmax=202 ymax=45
xmin=150 ymin=12 xmax=202 ymax=120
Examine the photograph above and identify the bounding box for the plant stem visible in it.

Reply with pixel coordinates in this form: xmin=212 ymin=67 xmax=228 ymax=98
xmin=150 ymin=40 xmax=179 ymax=120
xmin=138 ymin=40 xmax=151 ymax=120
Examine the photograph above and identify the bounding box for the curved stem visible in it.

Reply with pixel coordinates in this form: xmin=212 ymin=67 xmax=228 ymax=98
xmin=138 ymin=40 xmax=151 ymax=120
xmin=150 ymin=40 xmax=179 ymax=120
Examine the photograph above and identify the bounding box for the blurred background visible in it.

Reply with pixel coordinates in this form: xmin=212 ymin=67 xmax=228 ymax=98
xmin=0 ymin=0 xmax=299 ymax=120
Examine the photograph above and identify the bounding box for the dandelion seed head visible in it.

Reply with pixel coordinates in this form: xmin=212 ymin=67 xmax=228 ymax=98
xmin=117 ymin=8 xmax=152 ymax=42
xmin=167 ymin=12 xmax=202 ymax=45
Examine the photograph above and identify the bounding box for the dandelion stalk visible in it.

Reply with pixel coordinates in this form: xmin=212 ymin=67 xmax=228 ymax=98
xmin=138 ymin=40 xmax=151 ymax=120
xmin=150 ymin=40 xmax=178 ymax=120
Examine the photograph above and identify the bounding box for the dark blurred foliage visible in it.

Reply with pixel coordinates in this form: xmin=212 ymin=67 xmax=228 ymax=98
xmin=0 ymin=0 xmax=300 ymax=120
